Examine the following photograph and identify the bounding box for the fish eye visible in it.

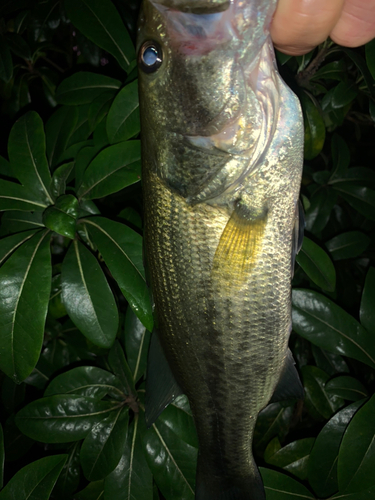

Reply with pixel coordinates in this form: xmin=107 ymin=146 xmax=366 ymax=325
xmin=138 ymin=41 xmax=163 ymax=74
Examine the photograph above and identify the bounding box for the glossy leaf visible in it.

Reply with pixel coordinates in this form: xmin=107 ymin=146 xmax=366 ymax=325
xmin=330 ymin=133 xmax=350 ymax=180
xmin=75 ymin=480 xmax=104 ymax=500
xmin=64 ymin=0 xmax=135 ymax=71
xmin=50 ymin=161 xmax=74 ymax=198
xmin=88 ymin=90 xmax=117 ymax=130
xmin=143 ymin=417 xmax=197 ymax=500
xmin=108 ymin=341 xmax=136 ymax=397
xmin=55 ymin=72 xmax=121 ymax=105
xmin=123 ymin=307 xmax=151 ymax=382
xmin=83 ymin=216 xmax=153 ymax=331
xmin=302 ymin=365 xmax=343 ymax=420
xmin=0 ymin=178 xmax=48 ymax=212
xmin=360 ymin=267 xmax=375 ymax=335
xmin=0 ymin=454 xmax=67 ymax=500
xmin=45 ymin=106 xmax=79 ymax=168
xmin=107 ymin=80 xmax=140 ymax=144
xmin=75 ymin=144 xmax=103 ymax=190
xmin=304 ymin=188 xmax=337 ymax=234
xmin=53 ymin=442 xmax=81 ymax=499
xmin=333 ymin=183 xmax=375 ymax=221
xmin=61 ymin=240 xmax=118 ymax=348
xmin=0 ymin=230 xmax=51 ymax=382
xmin=77 ymin=140 xmax=141 ymax=200
xmin=5 ymin=32 xmax=31 ymax=59
xmin=301 ymin=93 xmax=325 ymax=160
xmin=311 ymin=345 xmax=349 ymax=376
xmin=292 ymin=289 xmax=375 ymax=369
xmin=264 ymin=438 xmax=315 ymax=480
xmin=296 ymin=237 xmax=336 ymax=291
xmin=325 ymin=231 xmax=370 ymax=261
xmin=104 ymin=412 xmax=153 ymax=500
xmin=312 ymin=60 xmax=346 ymax=81
xmin=80 ymin=406 xmax=129 ymax=481
xmin=44 ymin=366 xmax=124 ymax=399
xmin=160 ymin=395 xmax=199 ymax=449
xmin=308 ymin=400 xmax=364 ymax=498
xmin=260 ymin=467 xmax=315 ymax=499
xmin=338 ymin=394 xmax=375 ymax=493
xmin=253 ymin=402 xmax=296 ymax=454
xmin=8 ymin=111 xmax=53 ymax=204
xmin=43 ymin=194 xmax=78 ymax=239
xmin=0 ymin=229 xmax=38 ymax=264
xmin=332 ymin=81 xmax=358 ymax=108
xmin=325 ymin=376 xmax=368 ymax=401
xmin=15 ymin=395 xmax=118 ymax=443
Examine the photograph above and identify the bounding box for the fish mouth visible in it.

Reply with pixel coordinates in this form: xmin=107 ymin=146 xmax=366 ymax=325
xmin=152 ymin=0 xmax=230 ymax=14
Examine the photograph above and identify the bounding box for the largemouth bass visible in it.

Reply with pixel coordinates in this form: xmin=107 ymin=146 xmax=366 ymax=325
xmin=137 ymin=1 xmax=304 ymax=499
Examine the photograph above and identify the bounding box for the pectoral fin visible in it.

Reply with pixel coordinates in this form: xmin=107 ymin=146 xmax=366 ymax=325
xmin=269 ymin=349 xmax=304 ymax=403
xmin=145 ymin=330 xmax=183 ymax=427
xmin=212 ymin=203 xmax=267 ymax=287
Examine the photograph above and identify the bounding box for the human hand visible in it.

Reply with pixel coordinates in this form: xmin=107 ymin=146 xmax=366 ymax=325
xmin=271 ymin=0 xmax=375 ymax=55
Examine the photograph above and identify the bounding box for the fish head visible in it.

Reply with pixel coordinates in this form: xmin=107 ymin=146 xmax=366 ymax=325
xmin=137 ymin=0 xmax=278 ymax=200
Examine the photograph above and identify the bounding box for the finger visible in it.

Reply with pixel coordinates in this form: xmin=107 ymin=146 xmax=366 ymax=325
xmin=330 ymin=0 xmax=375 ymax=47
xmin=270 ymin=0 xmax=345 ymax=55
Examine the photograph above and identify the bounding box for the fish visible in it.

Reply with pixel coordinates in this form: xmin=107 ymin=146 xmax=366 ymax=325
xmin=137 ymin=1 xmax=304 ymax=499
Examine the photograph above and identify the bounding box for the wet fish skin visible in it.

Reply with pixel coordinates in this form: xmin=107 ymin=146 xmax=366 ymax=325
xmin=137 ymin=1 xmax=304 ymax=499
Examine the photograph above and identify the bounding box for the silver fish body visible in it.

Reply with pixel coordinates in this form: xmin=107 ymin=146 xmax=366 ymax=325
xmin=137 ymin=1 xmax=304 ymax=498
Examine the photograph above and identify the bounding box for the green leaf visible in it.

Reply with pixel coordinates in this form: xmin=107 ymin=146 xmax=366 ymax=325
xmin=15 ymin=395 xmax=118 ymax=443
xmin=160 ymin=395 xmax=199 ymax=449
xmin=0 ymin=36 xmax=13 ymax=83
xmin=53 ymin=442 xmax=81 ymax=498
xmin=260 ymin=467 xmax=315 ymax=499
xmin=333 ymin=183 xmax=375 ymax=220
xmin=8 ymin=111 xmax=53 ymax=204
xmin=325 ymin=231 xmax=370 ymax=261
xmin=311 ymin=345 xmax=349 ymax=377
xmin=341 ymin=48 xmax=375 ymax=99
xmin=304 ymin=188 xmax=337 ymax=234
xmin=143 ymin=417 xmax=197 ymax=500
xmin=254 ymin=402 xmax=296 ymax=455
xmin=45 ymin=106 xmax=79 ymax=168
xmin=332 ymin=81 xmax=358 ymax=109
xmin=338 ymin=394 xmax=375 ymax=493
xmin=75 ymin=144 xmax=103 ymax=191
xmin=77 ymin=141 xmax=141 ymax=200
xmin=44 ymin=366 xmax=124 ymax=399
xmin=108 ymin=341 xmax=136 ymax=397
xmin=75 ymin=480 xmax=104 ymax=500
xmin=55 ymin=72 xmax=121 ymax=105
xmin=123 ymin=307 xmax=151 ymax=383
xmin=50 ymin=161 xmax=74 ymax=198
xmin=264 ymin=438 xmax=315 ymax=480
xmin=330 ymin=133 xmax=350 ymax=180
xmin=360 ymin=267 xmax=375 ymax=335
xmin=118 ymin=207 xmax=142 ymax=229
xmin=308 ymin=400 xmax=364 ymax=498
xmin=302 ymin=365 xmax=344 ymax=420
xmin=312 ymin=59 xmax=346 ymax=81
xmin=296 ymin=237 xmax=336 ymax=291
xmin=365 ymin=39 xmax=375 ymax=80
xmin=88 ymin=90 xmax=117 ymax=130
xmin=0 ymin=211 xmax=44 ymax=237
xmin=292 ymin=289 xmax=375 ymax=369
xmin=301 ymin=93 xmax=326 ymax=160
xmin=6 ymin=32 xmax=31 ymax=59
xmin=3 ymin=415 xmax=34 ymax=462
xmin=83 ymin=216 xmax=153 ymax=331
xmin=80 ymin=406 xmax=129 ymax=481
xmin=43 ymin=194 xmax=79 ymax=239
xmin=0 ymin=178 xmax=48 ymax=212
xmin=0 ymin=230 xmax=51 ymax=382
xmin=64 ymin=0 xmax=135 ymax=71
xmin=325 ymin=376 xmax=368 ymax=402
xmin=1 ymin=376 xmax=25 ymax=413
xmin=0 ymin=424 xmax=3 ymax=489
xmin=0 ymin=229 xmax=39 ymax=265
xmin=61 ymin=240 xmax=119 ymax=348
xmin=104 ymin=413 xmax=153 ymax=500
xmin=0 ymin=455 xmax=67 ymax=500
xmin=107 ymin=80 xmax=140 ymax=144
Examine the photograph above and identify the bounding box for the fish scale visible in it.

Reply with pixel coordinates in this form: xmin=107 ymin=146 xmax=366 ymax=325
xmin=138 ymin=0 xmax=304 ymax=498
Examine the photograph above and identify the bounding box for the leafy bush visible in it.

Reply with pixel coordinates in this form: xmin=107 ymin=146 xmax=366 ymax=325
xmin=0 ymin=1 xmax=374 ymax=499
